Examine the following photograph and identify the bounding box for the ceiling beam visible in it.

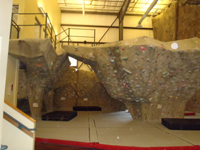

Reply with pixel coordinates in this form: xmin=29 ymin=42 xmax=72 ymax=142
xmin=118 ymin=0 xmax=131 ymax=21
xmin=61 ymin=24 xmax=153 ymax=30
xmin=61 ymin=10 xmax=150 ymax=16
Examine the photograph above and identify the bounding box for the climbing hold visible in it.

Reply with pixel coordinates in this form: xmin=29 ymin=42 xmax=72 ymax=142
xmin=157 ymin=104 xmax=162 ymax=109
xmin=89 ymin=53 xmax=93 ymax=58
xmin=110 ymin=58 xmax=115 ymax=63
xmin=162 ymin=71 xmax=168 ymax=78
xmin=171 ymin=42 xmax=179 ymax=49
xmin=49 ymin=62 xmax=53 ymax=67
xmin=141 ymin=46 xmax=145 ymax=50
xmin=123 ymin=68 xmax=132 ymax=74
xmin=136 ymin=85 xmax=140 ymax=88
xmin=121 ymin=57 xmax=128 ymax=61
xmin=162 ymin=45 xmax=165 ymax=49
xmin=35 ymin=63 xmax=42 ymax=67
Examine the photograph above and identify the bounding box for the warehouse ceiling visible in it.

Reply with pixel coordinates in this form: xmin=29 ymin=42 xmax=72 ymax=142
xmin=57 ymin=0 xmax=177 ymax=16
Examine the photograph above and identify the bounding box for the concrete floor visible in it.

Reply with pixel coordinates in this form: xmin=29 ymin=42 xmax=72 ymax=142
xmin=35 ymin=111 xmax=200 ymax=147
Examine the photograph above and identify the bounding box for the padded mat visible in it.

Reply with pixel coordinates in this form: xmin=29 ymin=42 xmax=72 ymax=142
xmin=42 ymin=111 xmax=77 ymax=121
xmin=162 ymin=118 xmax=200 ymax=130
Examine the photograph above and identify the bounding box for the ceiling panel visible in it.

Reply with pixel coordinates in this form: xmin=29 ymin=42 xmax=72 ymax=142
xmin=58 ymin=0 xmax=176 ymax=16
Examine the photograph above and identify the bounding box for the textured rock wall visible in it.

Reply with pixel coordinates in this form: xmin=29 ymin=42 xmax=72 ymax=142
xmin=186 ymin=90 xmax=200 ymax=113
xmin=62 ymin=36 xmax=200 ymax=121
xmin=152 ymin=2 xmax=200 ymax=113
xmin=152 ymin=2 xmax=178 ymax=42
xmin=11 ymin=37 xmax=200 ymax=122
xmin=13 ymin=39 xmax=124 ymax=118
xmin=18 ymin=69 xmax=27 ymax=99
xmin=9 ymin=39 xmax=70 ymax=118
xmin=152 ymin=2 xmax=200 ymax=41
xmin=53 ymin=67 xmax=125 ymax=112
xmin=177 ymin=4 xmax=200 ymax=40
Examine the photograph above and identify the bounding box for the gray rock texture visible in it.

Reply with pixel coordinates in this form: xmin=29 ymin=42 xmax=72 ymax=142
xmin=62 ymin=36 xmax=200 ymax=121
xmin=9 ymin=39 xmax=70 ymax=118
xmin=10 ymin=39 xmax=124 ymax=118
xmin=9 ymin=37 xmax=200 ymax=122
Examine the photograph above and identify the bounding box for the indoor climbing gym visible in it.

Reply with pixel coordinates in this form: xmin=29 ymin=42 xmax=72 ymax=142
xmin=0 ymin=0 xmax=200 ymax=150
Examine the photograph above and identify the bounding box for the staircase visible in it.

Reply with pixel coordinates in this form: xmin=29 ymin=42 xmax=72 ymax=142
xmin=2 ymin=100 xmax=36 ymax=150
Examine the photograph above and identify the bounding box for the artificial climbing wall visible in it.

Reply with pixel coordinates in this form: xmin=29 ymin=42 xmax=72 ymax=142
xmin=179 ymin=4 xmax=200 ymax=113
xmin=54 ymin=67 xmax=125 ymax=112
xmin=152 ymin=2 xmax=200 ymax=113
xmin=63 ymin=36 xmax=200 ymax=122
xmin=186 ymin=91 xmax=200 ymax=113
xmin=17 ymin=66 xmax=125 ymax=114
xmin=18 ymin=69 xmax=26 ymax=99
xmin=152 ymin=2 xmax=178 ymax=42
xmin=177 ymin=4 xmax=200 ymax=40
xmin=152 ymin=2 xmax=200 ymax=41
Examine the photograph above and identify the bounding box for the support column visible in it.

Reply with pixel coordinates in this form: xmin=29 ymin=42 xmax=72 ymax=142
xmin=0 ymin=0 xmax=13 ymax=145
xmin=119 ymin=20 xmax=123 ymax=41
xmin=118 ymin=0 xmax=131 ymax=41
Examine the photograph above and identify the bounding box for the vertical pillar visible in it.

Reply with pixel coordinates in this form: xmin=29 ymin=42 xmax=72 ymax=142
xmin=0 ymin=0 xmax=13 ymax=145
xmin=118 ymin=0 xmax=131 ymax=41
xmin=119 ymin=20 xmax=123 ymax=41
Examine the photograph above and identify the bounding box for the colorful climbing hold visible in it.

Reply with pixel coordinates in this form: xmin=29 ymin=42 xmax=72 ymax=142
xmin=122 ymin=57 xmax=128 ymax=61
xmin=141 ymin=46 xmax=145 ymax=50
xmin=171 ymin=42 xmax=179 ymax=49
xmin=35 ymin=63 xmax=42 ymax=67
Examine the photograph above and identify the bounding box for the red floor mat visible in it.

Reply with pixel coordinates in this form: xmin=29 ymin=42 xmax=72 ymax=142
xmin=36 ymin=138 xmax=200 ymax=150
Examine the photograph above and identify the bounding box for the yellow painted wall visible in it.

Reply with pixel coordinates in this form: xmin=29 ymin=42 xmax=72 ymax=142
xmin=7 ymin=0 xmax=61 ymax=105
xmin=4 ymin=55 xmax=19 ymax=106
xmin=13 ymin=0 xmax=61 ymax=39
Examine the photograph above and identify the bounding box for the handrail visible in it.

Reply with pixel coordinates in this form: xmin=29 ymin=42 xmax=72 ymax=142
xmin=12 ymin=20 xmax=20 ymax=31
xmin=3 ymin=112 xmax=36 ymax=131
xmin=55 ymin=27 xmax=96 ymax=48
xmin=10 ymin=13 xmax=57 ymax=49
xmin=4 ymin=100 xmax=36 ymax=123
xmin=3 ymin=112 xmax=35 ymax=138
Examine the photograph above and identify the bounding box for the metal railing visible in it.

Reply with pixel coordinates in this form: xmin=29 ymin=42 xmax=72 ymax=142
xmin=11 ymin=20 xmax=20 ymax=39
xmin=55 ymin=27 xmax=96 ymax=49
xmin=10 ymin=13 xmax=97 ymax=49
xmin=10 ymin=13 xmax=57 ymax=48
